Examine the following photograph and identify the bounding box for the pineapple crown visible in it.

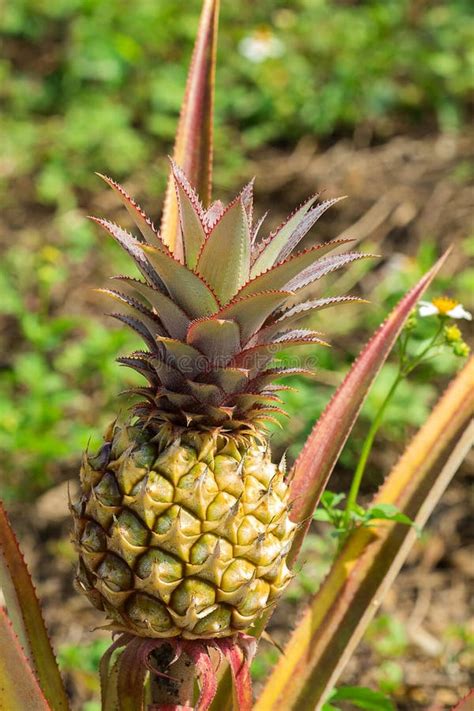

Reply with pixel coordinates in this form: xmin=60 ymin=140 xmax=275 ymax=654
xmin=92 ymin=162 xmax=372 ymax=432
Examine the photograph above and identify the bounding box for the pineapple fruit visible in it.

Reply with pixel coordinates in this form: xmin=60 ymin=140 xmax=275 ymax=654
xmin=72 ymin=162 xmax=368 ymax=639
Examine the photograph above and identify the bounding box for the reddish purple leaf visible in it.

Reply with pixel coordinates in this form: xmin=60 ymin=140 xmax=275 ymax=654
xmin=452 ymin=690 xmax=474 ymax=711
xmin=116 ymin=637 xmax=149 ymax=711
xmin=185 ymin=643 xmax=218 ymax=711
xmin=96 ymin=173 xmax=163 ymax=249
xmin=0 ymin=608 xmax=52 ymax=711
xmin=0 ymin=502 xmax=69 ymax=711
xmin=161 ymin=0 xmax=220 ymax=256
xmin=275 ymin=196 xmax=347 ymax=263
xmin=219 ymin=638 xmax=254 ymax=711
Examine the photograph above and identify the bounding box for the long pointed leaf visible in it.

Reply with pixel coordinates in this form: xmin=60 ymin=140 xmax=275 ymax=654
xmin=172 ymin=161 xmax=207 ymax=269
xmin=100 ymin=635 xmax=130 ymax=710
xmin=157 ymin=337 xmax=205 ymax=377
xmin=260 ymin=296 xmax=366 ymax=340
xmin=275 ymin=196 xmax=346 ymax=264
xmin=287 ymin=251 xmax=450 ymax=560
xmin=285 ymin=252 xmax=376 ymax=293
xmin=97 ymin=173 xmax=163 ymax=249
xmin=255 ymin=358 xmax=473 ymax=711
xmin=0 ymin=502 xmax=69 ymax=710
xmin=210 ymin=251 xmax=452 ymax=711
xmin=92 ymin=218 xmax=167 ymax=291
xmin=117 ymin=638 xmax=147 ymax=711
xmin=187 ymin=317 xmax=241 ymax=361
xmin=109 ymin=312 xmax=161 ymax=351
xmin=99 ymin=289 xmax=167 ymax=339
xmin=196 ymin=199 xmax=251 ymax=304
xmin=251 ymin=194 xmax=318 ymax=276
xmin=160 ymin=0 xmax=220 ymax=255
xmin=185 ymin=644 xmax=218 ymax=711
xmin=0 ymin=608 xmax=52 ymax=711
xmin=238 ymin=240 xmax=355 ymax=299
xmin=142 ymin=244 xmax=219 ymax=317
xmin=111 ymin=277 xmax=191 ymax=340
xmin=219 ymin=639 xmax=253 ymax=711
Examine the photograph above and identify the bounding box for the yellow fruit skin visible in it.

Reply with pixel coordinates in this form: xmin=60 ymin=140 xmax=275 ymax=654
xmin=72 ymin=423 xmax=296 ymax=639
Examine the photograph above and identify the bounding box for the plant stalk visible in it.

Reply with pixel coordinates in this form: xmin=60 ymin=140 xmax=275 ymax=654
xmin=149 ymin=647 xmax=195 ymax=708
xmin=342 ymin=372 xmax=402 ymax=529
xmin=342 ymin=320 xmax=445 ymax=529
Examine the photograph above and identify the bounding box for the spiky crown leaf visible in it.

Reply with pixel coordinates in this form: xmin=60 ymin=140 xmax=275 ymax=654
xmin=93 ymin=168 xmax=372 ymax=430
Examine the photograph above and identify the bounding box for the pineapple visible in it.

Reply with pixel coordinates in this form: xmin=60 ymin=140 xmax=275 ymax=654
xmin=72 ymin=162 xmax=368 ymax=639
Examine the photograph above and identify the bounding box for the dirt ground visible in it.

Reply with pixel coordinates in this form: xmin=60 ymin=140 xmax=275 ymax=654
xmin=3 ymin=132 xmax=473 ymax=709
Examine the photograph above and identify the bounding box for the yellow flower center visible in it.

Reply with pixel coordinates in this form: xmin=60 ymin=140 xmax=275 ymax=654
xmin=255 ymin=28 xmax=273 ymax=42
xmin=431 ymin=296 xmax=459 ymax=315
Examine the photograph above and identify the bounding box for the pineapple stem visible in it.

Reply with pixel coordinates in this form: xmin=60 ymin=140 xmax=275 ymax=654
xmin=149 ymin=646 xmax=195 ymax=707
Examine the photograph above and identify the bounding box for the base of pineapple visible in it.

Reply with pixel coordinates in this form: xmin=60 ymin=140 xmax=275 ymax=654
xmin=72 ymin=421 xmax=296 ymax=639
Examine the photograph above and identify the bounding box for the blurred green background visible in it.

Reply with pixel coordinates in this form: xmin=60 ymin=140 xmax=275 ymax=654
xmin=0 ymin=0 xmax=472 ymax=501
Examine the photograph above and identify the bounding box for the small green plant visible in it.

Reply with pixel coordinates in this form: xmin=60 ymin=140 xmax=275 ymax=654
xmin=323 ymin=685 xmax=396 ymax=711
xmin=313 ymin=490 xmax=415 ymax=539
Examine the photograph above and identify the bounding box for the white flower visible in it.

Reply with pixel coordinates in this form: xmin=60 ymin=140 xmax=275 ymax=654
xmin=418 ymin=297 xmax=472 ymax=320
xmin=239 ymin=29 xmax=284 ymax=64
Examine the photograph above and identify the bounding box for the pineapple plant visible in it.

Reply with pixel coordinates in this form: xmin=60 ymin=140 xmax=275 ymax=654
xmin=1 ymin=2 xmax=470 ymax=710
xmin=71 ymin=161 xmax=370 ymax=640
xmin=68 ymin=0 xmax=372 ymax=648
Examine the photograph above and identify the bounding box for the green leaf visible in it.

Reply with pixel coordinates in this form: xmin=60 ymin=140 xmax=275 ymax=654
xmin=97 ymin=173 xmax=163 ymax=250
xmin=312 ymin=510 xmax=333 ymax=523
xmin=92 ymin=218 xmax=167 ymax=292
xmin=285 ymin=252 xmax=376 ymax=293
xmin=331 ymin=685 xmax=396 ymax=711
xmin=218 ymin=290 xmax=291 ymax=346
xmin=113 ymin=277 xmax=191 ymax=340
xmin=255 ymin=357 xmax=473 ymax=710
xmin=321 ymin=491 xmax=346 ymax=509
xmin=197 ymin=199 xmax=251 ymax=304
xmin=142 ymin=244 xmax=220 ymax=317
xmin=155 ymin=337 xmax=205 ymax=377
xmin=187 ymin=318 xmax=241 ymax=360
xmin=172 ymin=161 xmax=207 ymax=269
xmin=240 ymin=241 xmax=353 ymax=299
xmin=97 ymin=289 xmax=166 ymax=342
xmin=263 ymin=296 xmax=366 ymax=339
xmin=206 ymin=367 xmax=249 ymax=393
xmin=250 ymin=194 xmax=318 ymax=277
xmin=365 ymin=504 xmax=414 ymax=526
